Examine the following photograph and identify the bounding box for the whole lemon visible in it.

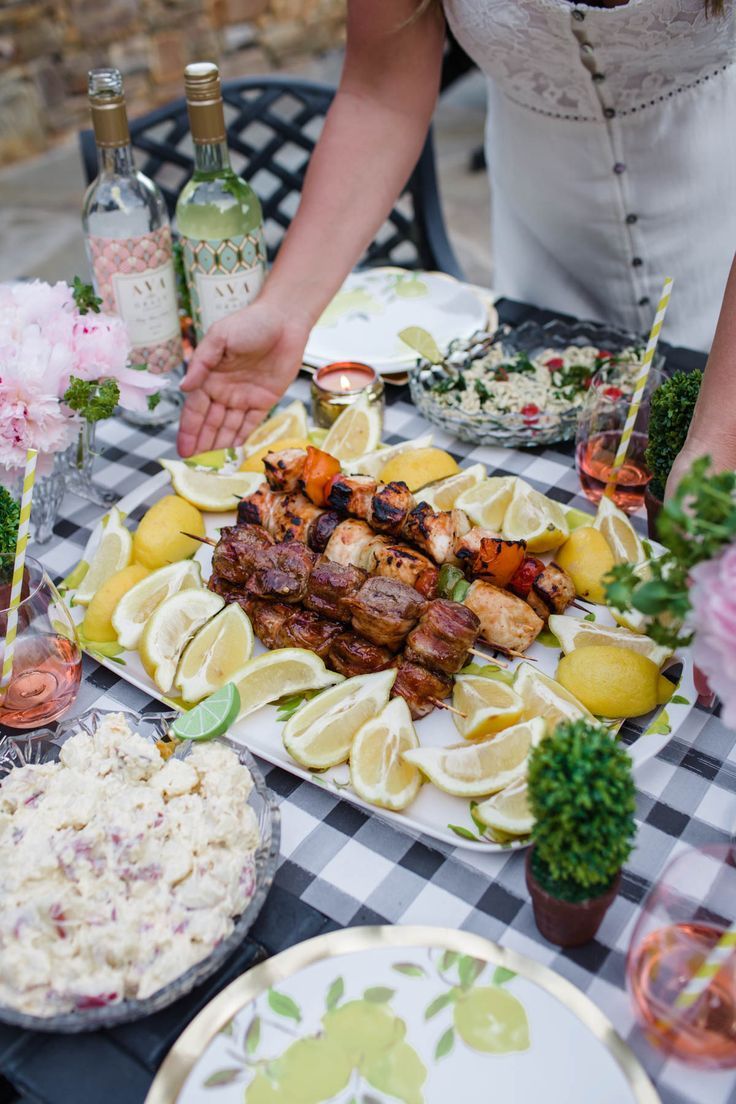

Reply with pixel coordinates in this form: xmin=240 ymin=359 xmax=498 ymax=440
xmin=557 ymin=645 xmax=662 ymax=717
xmin=379 ymin=447 xmax=459 ymax=491
xmin=82 ymin=563 xmax=150 ymax=643
xmin=554 ymin=526 xmax=615 ymax=604
xmin=239 ymin=436 xmax=312 ymax=473
xmin=133 ymin=495 xmax=205 ymax=570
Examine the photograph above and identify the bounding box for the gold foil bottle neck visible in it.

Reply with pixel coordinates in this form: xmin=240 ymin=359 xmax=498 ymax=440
xmin=184 ymin=61 xmax=226 ymax=144
xmin=88 ymin=67 xmax=130 ymax=149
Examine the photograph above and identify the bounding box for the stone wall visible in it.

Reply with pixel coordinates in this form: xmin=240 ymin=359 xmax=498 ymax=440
xmin=0 ymin=0 xmax=346 ymax=164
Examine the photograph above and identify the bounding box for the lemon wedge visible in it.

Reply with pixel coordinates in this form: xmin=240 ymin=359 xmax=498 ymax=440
xmin=321 ymin=395 xmax=383 ymax=462
xmin=242 ymin=399 xmax=308 ymax=456
xmin=452 ymin=676 xmax=524 ymax=740
xmin=350 ymin=696 xmax=421 ymax=810
xmin=282 ymin=669 xmax=394 ymax=769
xmin=594 ymin=495 xmax=645 ymax=565
xmin=418 ymin=463 xmax=487 ymax=511
xmin=139 ymin=589 xmax=225 ymax=693
xmin=231 ymin=648 xmax=343 ymax=721
xmin=160 ymin=459 xmax=263 ymax=512
xmin=74 ymin=507 xmax=132 ymax=606
xmin=502 ymin=482 xmax=569 ymax=553
xmin=344 ymin=433 xmax=434 ymax=477
xmin=112 ymin=560 xmax=203 ymax=650
xmin=474 ymin=778 xmax=534 ymax=837
xmin=82 ymin=563 xmax=150 ymax=643
xmin=402 ymin=717 xmax=545 ymax=797
xmin=455 ymin=475 xmax=520 ymax=531
xmin=379 ymin=447 xmax=459 ymax=492
xmin=175 ymin=603 xmax=254 ymax=703
xmin=548 ymin=614 xmax=672 ymax=667
xmin=514 ymin=663 xmax=595 ymax=729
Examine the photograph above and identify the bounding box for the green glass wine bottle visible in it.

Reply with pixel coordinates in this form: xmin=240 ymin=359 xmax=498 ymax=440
xmin=176 ymin=62 xmax=266 ymax=340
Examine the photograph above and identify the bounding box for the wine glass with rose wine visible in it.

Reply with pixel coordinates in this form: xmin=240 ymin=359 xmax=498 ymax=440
xmin=627 ymin=844 xmax=736 ymax=1069
xmin=575 ymin=364 xmax=664 ymax=514
xmin=0 ymin=555 xmax=82 ymax=729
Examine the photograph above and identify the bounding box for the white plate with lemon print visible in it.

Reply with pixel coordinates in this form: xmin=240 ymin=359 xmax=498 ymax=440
xmin=304 ymin=268 xmax=493 ymax=374
xmin=61 ymin=465 xmax=696 ymax=855
xmin=145 ymin=926 xmax=660 ymax=1104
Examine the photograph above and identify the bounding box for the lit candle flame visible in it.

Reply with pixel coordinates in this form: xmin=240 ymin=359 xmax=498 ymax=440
xmin=339 ymin=374 xmax=352 ymax=391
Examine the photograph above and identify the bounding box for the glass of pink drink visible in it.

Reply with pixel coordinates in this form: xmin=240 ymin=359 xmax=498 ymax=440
xmin=627 ymin=844 xmax=736 ymax=1068
xmin=575 ymin=365 xmax=664 ymax=513
xmin=0 ymin=555 xmax=82 ymax=730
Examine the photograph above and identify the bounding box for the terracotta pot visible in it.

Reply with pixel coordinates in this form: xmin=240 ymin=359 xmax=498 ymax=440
xmin=644 ymin=485 xmax=663 ymax=541
xmin=525 ymin=848 xmax=620 ymax=947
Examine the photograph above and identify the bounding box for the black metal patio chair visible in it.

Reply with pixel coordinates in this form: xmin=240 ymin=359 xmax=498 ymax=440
xmin=79 ymin=75 xmax=463 ymax=277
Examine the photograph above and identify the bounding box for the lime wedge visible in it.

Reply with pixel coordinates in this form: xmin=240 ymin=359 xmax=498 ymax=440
xmin=171 ymin=683 xmax=240 ymax=741
xmin=398 ymin=326 xmax=444 ymax=364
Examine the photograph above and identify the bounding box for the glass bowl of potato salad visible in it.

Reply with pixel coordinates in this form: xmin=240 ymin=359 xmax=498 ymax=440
xmin=0 ymin=708 xmax=279 ymax=1031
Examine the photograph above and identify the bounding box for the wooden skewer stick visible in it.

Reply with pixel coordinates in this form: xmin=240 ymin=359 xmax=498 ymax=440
xmin=570 ymin=601 xmax=589 ymax=613
xmin=468 ymin=647 xmax=508 ymax=668
xmin=430 ymin=698 xmax=467 ymax=718
xmin=181 ymin=531 xmax=216 ymax=546
xmin=478 ymin=638 xmax=536 ymax=663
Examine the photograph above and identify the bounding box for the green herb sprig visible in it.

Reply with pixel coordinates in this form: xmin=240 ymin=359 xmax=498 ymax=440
xmin=71 ymin=276 xmax=102 ymax=315
xmin=528 ymin=719 xmax=636 ymax=902
xmin=604 ymin=457 xmax=736 ymax=648
xmin=0 ymin=487 xmax=20 ymax=583
xmin=63 ymin=376 xmax=120 ymax=423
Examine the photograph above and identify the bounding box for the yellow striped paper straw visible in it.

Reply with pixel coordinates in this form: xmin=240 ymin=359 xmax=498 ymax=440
xmin=605 ymin=276 xmax=674 ymax=498
xmin=1 ymin=448 xmax=38 ymax=690
xmin=674 ymin=926 xmax=736 ymax=1010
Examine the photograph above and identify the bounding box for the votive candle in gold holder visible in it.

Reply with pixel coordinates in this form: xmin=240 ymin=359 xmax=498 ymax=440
xmin=310 ymin=361 xmax=385 ymax=429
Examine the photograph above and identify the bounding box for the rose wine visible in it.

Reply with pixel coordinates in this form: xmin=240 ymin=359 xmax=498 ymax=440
xmin=629 ymin=922 xmax=736 ymax=1068
xmin=0 ymin=634 xmax=82 ymax=729
xmin=176 ymin=62 xmax=266 ymax=342
xmin=83 ymin=68 xmax=183 ymax=425
xmin=576 ymin=430 xmax=651 ymax=513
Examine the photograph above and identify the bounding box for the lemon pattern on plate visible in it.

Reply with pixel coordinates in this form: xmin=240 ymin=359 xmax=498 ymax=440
xmin=203 ymin=949 xmax=529 ymax=1102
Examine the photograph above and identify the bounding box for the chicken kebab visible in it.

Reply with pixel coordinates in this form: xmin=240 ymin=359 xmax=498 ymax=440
xmin=207 ymin=522 xmax=481 ymax=719
xmin=237 ymin=447 xmax=574 ymax=654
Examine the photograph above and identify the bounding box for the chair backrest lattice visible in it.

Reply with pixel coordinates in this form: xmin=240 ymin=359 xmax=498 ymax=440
xmin=79 ymin=76 xmax=462 ymax=277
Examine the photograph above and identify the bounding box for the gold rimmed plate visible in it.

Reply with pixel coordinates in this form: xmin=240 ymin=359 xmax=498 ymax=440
xmin=146 ymin=925 xmax=660 ymax=1104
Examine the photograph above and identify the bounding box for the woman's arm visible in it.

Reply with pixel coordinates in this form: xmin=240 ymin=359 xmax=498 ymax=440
xmin=177 ymin=0 xmax=445 ymax=456
xmin=666 ymin=254 xmax=736 ymax=496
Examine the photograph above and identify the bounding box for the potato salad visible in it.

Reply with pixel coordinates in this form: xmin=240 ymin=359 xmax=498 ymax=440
xmin=0 ymin=714 xmax=260 ymax=1016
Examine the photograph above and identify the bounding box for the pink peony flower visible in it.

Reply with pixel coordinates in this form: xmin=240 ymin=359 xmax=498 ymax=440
xmin=0 ymin=280 xmax=164 ymax=460
xmin=688 ymin=543 xmax=736 ymax=728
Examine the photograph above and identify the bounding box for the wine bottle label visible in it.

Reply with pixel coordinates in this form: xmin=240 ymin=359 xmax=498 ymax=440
xmin=88 ymin=227 xmax=183 ymax=375
xmin=180 ymin=231 xmax=266 ymax=338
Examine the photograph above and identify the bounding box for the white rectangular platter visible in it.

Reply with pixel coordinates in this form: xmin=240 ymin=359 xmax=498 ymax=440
xmin=66 ymin=469 xmax=696 ymax=853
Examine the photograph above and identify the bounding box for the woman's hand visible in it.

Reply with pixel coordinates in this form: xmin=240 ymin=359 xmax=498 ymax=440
xmin=176 ymin=298 xmax=310 ymax=457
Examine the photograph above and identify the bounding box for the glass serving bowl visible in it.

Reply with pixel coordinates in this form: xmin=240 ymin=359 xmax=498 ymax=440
xmin=408 ymin=318 xmax=665 ymax=449
xmin=0 ymin=707 xmax=280 ymax=1033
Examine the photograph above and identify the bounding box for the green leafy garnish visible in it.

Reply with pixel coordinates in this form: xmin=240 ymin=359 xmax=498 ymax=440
xmin=605 ymin=457 xmax=736 ymax=648
xmin=0 ymin=487 xmax=20 ymax=583
xmin=63 ymin=376 xmax=120 ymax=423
xmin=71 ymin=276 xmax=102 ymax=315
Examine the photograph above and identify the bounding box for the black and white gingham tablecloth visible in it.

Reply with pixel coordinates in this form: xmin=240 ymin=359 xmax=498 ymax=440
xmin=2 ymin=310 xmax=734 ymax=1104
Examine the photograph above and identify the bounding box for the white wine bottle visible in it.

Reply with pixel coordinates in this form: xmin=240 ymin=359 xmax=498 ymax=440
xmin=176 ymin=62 xmax=266 ymax=341
xmin=83 ymin=68 xmax=183 ymax=425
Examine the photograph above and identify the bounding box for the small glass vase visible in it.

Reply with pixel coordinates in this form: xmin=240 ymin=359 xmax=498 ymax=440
xmin=62 ymin=420 xmax=119 ymax=507
xmin=2 ymin=454 xmax=66 ymax=547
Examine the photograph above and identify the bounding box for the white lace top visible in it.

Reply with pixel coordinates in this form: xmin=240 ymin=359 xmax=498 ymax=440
xmin=444 ymin=0 xmax=736 ymax=349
